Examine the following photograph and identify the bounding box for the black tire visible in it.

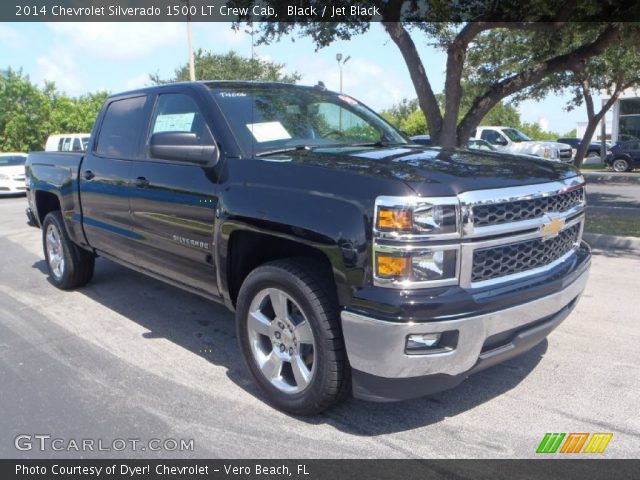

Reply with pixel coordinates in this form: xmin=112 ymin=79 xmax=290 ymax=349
xmin=612 ymin=158 xmax=630 ymax=172
xmin=42 ymin=211 xmax=95 ymax=290
xmin=236 ymin=258 xmax=350 ymax=415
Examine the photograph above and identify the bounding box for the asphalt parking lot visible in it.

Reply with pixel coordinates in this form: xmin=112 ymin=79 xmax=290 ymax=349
xmin=1 ymin=195 xmax=639 ymax=459
xmin=586 ymin=180 xmax=640 ymax=217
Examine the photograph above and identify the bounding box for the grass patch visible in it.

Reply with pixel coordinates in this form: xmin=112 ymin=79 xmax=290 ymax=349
xmin=580 ymin=164 xmax=607 ymax=172
xmin=585 ymin=212 xmax=640 ymax=237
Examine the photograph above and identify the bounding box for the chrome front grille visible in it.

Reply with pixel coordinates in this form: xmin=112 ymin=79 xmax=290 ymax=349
xmin=471 ymin=224 xmax=580 ymax=283
xmin=559 ymin=149 xmax=572 ymax=159
xmin=472 ymin=187 xmax=584 ymax=227
xmin=371 ymin=177 xmax=586 ymax=290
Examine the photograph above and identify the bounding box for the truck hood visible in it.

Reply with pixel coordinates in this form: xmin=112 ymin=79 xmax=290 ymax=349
xmin=266 ymin=145 xmax=580 ymax=196
xmin=524 ymin=141 xmax=571 ymax=150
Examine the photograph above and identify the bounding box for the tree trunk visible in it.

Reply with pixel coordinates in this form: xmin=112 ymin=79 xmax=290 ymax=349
xmin=574 ymin=119 xmax=601 ymax=168
xmin=382 ymin=22 xmax=443 ymax=143
xmin=573 ymin=92 xmax=620 ymax=168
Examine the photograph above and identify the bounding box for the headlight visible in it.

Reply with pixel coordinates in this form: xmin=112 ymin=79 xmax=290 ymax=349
xmin=375 ymin=248 xmax=459 ymax=285
xmin=412 ymin=249 xmax=457 ymax=281
xmin=373 ymin=196 xmax=461 ymax=288
xmin=375 ymin=196 xmax=459 ymax=238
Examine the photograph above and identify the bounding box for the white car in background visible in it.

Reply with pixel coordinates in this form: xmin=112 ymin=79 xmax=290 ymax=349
xmin=0 ymin=153 xmax=27 ymax=195
xmin=45 ymin=134 xmax=91 ymax=152
xmin=475 ymin=126 xmax=573 ymax=162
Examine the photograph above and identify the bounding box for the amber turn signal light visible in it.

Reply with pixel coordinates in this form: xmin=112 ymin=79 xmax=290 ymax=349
xmin=377 ymin=207 xmax=412 ymax=231
xmin=376 ymin=255 xmax=411 ymax=279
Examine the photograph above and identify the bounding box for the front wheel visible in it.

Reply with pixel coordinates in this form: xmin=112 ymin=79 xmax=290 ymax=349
xmin=236 ymin=259 xmax=350 ymax=415
xmin=42 ymin=211 xmax=95 ymax=289
xmin=612 ymin=158 xmax=630 ymax=172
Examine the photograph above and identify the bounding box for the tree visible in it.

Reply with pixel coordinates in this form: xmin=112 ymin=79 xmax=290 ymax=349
xmin=382 ymin=94 xmax=521 ymax=137
xmin=150 ymin=49 xmax=300 ymax=84
xmin=0 ymin=69 xmax=53 ymax=152
xmin=49 ymin=91 xmax=109 ymax=134
xmin=0 ymin=68 xmax=108 ymax=152
xmin=464 ymin=25 xmax=640 ymax=166
xmin=564 ymin=40 xmax=640 ymax=167
xmin=234 ymin=1 xmax=633 ymax=147
xmin=518 ymin=122 xmax=560 ymax=141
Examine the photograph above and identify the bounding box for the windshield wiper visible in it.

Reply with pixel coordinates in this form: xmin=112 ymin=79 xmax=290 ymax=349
xmin=255 ymin=146 xmax=313 ymax=157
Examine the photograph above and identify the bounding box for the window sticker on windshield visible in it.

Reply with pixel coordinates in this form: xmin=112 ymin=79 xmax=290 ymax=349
xmin=246 ymin=122 xmax=292 ymax=142
xmin=339 ymin=95 xmax=357 ymax=105
xmin=153 ymin=113 xmax=195 ymax=133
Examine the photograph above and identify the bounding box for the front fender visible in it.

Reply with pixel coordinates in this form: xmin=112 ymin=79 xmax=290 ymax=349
xmin=215 ymin=183 xmax=370 ymax=308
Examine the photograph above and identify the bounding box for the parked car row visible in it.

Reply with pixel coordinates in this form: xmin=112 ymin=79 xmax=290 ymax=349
xmin=410 ymin=134 xmax=568 ymax=163
xmin=410 ymin=132 xmax=638 ymax=173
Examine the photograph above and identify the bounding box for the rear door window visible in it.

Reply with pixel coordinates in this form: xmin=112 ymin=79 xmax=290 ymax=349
xmin=96 ymin=96 xmax=147 ymax=158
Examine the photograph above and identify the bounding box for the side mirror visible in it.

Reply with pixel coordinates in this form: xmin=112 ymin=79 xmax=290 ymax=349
xmin=494 ymin=136 xmax=508 ymax=146
xmin=149 ymin=132 xmax=218 ymax=165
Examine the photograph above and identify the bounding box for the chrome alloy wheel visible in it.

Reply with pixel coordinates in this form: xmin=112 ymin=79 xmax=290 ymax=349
xmin=45 ymin=223 xmax=65 ymax=280
xmin=247 ymin=288 xmax=316 ymax=394
xmin=612 ymin=159 xmax=629 ymax=172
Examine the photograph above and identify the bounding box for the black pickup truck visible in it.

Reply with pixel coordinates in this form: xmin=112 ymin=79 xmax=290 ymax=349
xmin=25 ymin=82 xmax=591 ymax=415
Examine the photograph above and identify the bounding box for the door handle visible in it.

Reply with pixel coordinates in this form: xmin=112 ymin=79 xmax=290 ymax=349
xmin=135 ymin=176 xmax=149 ymax=188
xmin=83 ymin=170 xmax=95 ymax=180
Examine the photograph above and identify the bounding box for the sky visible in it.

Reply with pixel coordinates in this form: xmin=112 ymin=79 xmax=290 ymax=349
xmin=0 ymin=22 xmax=601 ymax=135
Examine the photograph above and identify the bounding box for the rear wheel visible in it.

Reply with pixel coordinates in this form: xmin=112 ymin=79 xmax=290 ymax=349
xmin=42 ymin=211 xmax=95 ymax=289
xmin=236 ymin=259 xmax=350 ymax=415
xmin=612 ymin=158 xmax=630 ymax=172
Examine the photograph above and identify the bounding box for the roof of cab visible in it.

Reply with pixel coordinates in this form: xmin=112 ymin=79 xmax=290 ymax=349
xmin=109 ymin=80 xmax=335 ymax=99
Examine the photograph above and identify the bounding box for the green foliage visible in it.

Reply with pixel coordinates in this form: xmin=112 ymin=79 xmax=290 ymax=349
xmin=517 ymin=122 xmax=561 ymax=141
xmin=150 ymin=50 xmax=300 ymax=84
xmin=0 ymin=69 xmax=53 ymax=152
xmin=244 ymin=11 xmax=630 ymax=146
xmin=563 ymin=128 xmax=577 ymax=138
xmin=382 ymin=95 xmax=521 ymax=137
xmin=0 ymin=68 xmax=107 ymax=152
xmin=49 ymin=91 xmax=109 ymax=134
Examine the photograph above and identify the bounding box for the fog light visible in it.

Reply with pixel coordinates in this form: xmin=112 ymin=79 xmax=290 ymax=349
xmin=406 ymin=333 xmax=441 ymax=352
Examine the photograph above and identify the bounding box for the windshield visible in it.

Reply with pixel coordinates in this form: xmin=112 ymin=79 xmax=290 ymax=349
xmin=208 ymin=84 xmax=407 ymax=155
xmin=467 ymin=140 xmax=496 ymax=151
xmin=0 ymin=155 xmax=26 ymax=166
xmin=502 ymin=128 xmax=531 ymax=143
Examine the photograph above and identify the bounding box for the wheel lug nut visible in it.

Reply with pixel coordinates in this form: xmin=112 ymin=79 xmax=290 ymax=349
xmin=278 ymin=322 xmax=285 ymax=329
xmin=289 ymin=347 xmax=293 ymax=355
xmin=274 ymin=331 xmax=281 ymax=339
xmin=279 ymin=344 xmax=285 ymax=352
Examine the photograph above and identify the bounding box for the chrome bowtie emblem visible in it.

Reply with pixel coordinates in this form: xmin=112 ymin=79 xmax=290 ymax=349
xmin=540 ymin=215 xmax=565 ymax=241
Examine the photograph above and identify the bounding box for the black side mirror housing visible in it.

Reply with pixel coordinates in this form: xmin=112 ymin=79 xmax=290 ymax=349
xmin=149 ymin=132 xmax=218 ymax=165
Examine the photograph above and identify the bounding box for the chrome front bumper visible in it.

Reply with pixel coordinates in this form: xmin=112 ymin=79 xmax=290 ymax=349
xmin=341 ymin=265 xmax=589 ymax=379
